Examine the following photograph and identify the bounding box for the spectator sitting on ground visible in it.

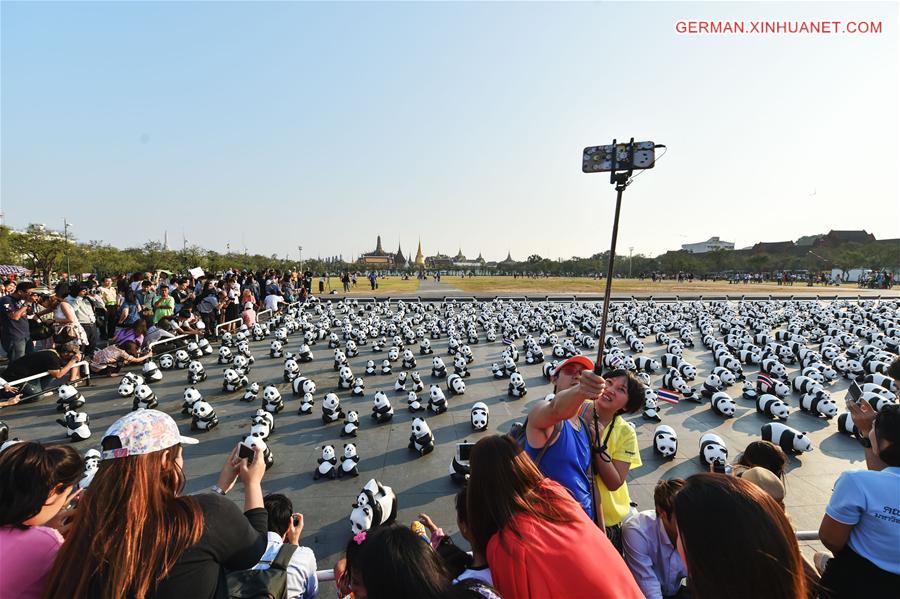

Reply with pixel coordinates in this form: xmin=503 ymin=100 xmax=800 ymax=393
xmin=89 ymin=340 xmax=151 ymax=376
xmin=584 ymin=368 xmax=646 ymax=552
xmin=621 ymin=478 xmax=688 ymax=599
xmin=0 ymin=441 xmax=83 ymax=599
xmin=523 ymin=355 xmax=602 ymax=520
xmin=251 ymin=493 xmax=318 ymax=599
xmin=816 ymin=402 xmax=900 ymax=598
xmin=672 ymin=473 xmax=808 ymax=599
xmin=43 ymin=409 xmax=270 ymax=598
xmin=467 ymin=434 xmax=642 ymax=599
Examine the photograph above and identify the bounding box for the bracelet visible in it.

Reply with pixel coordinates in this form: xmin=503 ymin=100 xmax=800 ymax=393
xmin=211 ymin=484 xmax=227 ymax=495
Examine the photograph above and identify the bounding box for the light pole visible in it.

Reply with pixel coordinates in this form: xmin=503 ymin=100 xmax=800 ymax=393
xmin=628 ymin=246 xmax=634 ymax=278
xmin=298 ymin=246 xmax=303 ymax=273
xmin=63 ymin=219 xmax=73 ymax=281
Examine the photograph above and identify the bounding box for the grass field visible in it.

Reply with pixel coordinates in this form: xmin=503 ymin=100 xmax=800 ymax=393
xmin=440 ymin=276 xmax=896 ymax=295
xmin=338 ymin=277 xmax=420 ymax=295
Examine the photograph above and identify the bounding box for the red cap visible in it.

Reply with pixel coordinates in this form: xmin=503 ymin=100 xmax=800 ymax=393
xmin=551 ymin=355 xmax=595 ymax=377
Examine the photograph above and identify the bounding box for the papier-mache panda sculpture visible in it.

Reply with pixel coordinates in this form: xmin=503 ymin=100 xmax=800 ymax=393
xmin=298 ymin=392 xmax=315 ymax=415
xmin=428 ymin=385 xmax=448 ymax=414
xmin=756 ymin=394 xmax=791 ymax=421
xmin=313 ymin=445 xmax=336 ymax=479
xmin=371 ymin=391 xmax=394 ymax=423
xmin=158 ymin=353 xmax=175 ymax=370
xmin=409 ymin=371 xmax=425 ymax=393
xmin=365 ymin=360 xmax=377 ymax=375
xmin=653 ymin=424 xmax=678 ymax=458
xmin=642 ymin=389 xmax=661 ymax=422
xmin=408 ymin=417 xmax=435 ymax=456
xmin=470 ymin=402 xmax=489 ymax=432
xmin=407 ymin=391 xmax=425 ymax=412
xmin=351 ymin=377 xmax=366 ymax=397
xmin=836 ymin=412 xmax=859 ymax=437
xmin=270 ymin=340 xmax=284 ymax=359
xmin=453 ymin=355 xmax=470 ymax=378
xmin=394 ymin=371 xmax=409 ymax=392
xmin=293 ymin=376 xmax=317 ymax=397
xmin=349 ymin=478 xmax=398 ymax=535
xmin=241 ymin=434 xmax=275 ymax=469
xmin=339 ymin=443 xmax=360 ymax=477
xmin=322 ymin=393 xmax=345 ymax=424
xmin=79 ymin=448 xmax=101 ymax=489
xmin=709 ymin=392 xmax=736 ymax=418
xmin=250 ymin=409 xmax=274 ymax=440
xmin=799 ymin=391 xmax=838 ymax=419
xmin=242 ymin=382 xmax=261 ymax=403
xmin=57 ymin=385 xmax=85 ymax=412
xmin=132 ymin=384 xmax=158 ymax=410
xmin=447 ymin=373 xmax=467 ymax=396
xmin=341 ymin=410 xmax=360 ymax=437
xmin=431 ymin=357 xmax=447 ymax=379
xmin=698 ymin=432 xmax=728 ymax=466
xmin=223 ymin=368 xmax=249 ymax=393
xmin=261 ymin=385 xmax=284 ymax=414
xmin=174 ymin=349 xmax=191 ymax=369
xmin=187 ymin=361 xmax=207 ymax=384
xmin=283 ymin=358 xmax=300 ymax=382
xmin=56 ymin=410 xmax=91 ymax=442
xmin=761 ymin=422 xmax=814 ymax=455
xmin=218 ymin=346 xmax=234 ymax=365
xmin=419 ymin=339 xmax=433 ymax=355
xmin=401 ymin=349 xmax=417 ymax=370
xmin=297 ymin=343 xmax=314 ymax=363
xmin=143 ymin=360 xmax=163 ymax=382
xmin=191 ymin=401 xmax=219 ymax=432
xmin=182 ymin=387 xmax=203 ymax=415
xmin=508 ymin=372 xmax=528 ymax=398
xmin=337 ymin=366 xmax=355 ymax=390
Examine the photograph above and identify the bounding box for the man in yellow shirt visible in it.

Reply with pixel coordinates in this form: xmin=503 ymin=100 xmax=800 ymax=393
xmin=98 ymin=277 xmax=118 ymax=340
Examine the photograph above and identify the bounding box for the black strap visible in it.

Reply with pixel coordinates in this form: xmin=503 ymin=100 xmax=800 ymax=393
xmin=266 ymin=543 xmax=298 ymax=572
xmin=534 ymin=421 xmax=563 ymax=468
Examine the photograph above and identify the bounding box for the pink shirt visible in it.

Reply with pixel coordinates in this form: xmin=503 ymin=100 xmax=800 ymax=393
xmin=0 ymin=525 xmax=64 ymax=599
xmin=242 ymin=309 xmax=257 ymax=327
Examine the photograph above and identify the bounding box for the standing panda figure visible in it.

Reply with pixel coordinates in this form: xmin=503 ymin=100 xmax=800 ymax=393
xmin=261 ymin=385 xmax=284 ymax=414
xmin=409 ymin=371 xmax=425 ymax=393
xmin=182 ymin=387 xmax=203 ymax=415
xmin=314 ymin=445 xmax=338 ymax=480
xmin=341 ymin=411 xmax=360 ymax=437
xmin=428 ymin=385 xmax=448 ymax=414
xmin=431 ymin=357 xmax=447 ymax=379
xmin=351 ymin=378 xmax=366 ymax=397
xmin=408 ymin=417 xmax=435 ymax=456
xmin=698 ymin=432 xmax=728 ymax=466
xmin=508 ymin=372 xmax=528 ymax=398
xmin=394 ymin=371 xmax=409 ymax=392
xmin=709 ymin=392 xmax=737 ymax=418
xmin=447 ymin=373 xmax=467 ymax=396
xmin=242 ymin=382 xmax=261 ymax=403
xmin=158 ymin=354 xmax=175 ymax=370
xmin=293 ymin=376 xmax=317 ymax=397
xmin=143 ymin=360 xmax=163 ymax=382
xmin=407 ymin=391 xmax=425 ymax=413
xmin=57 ymin=385 xmax=85 ymax=412
xmin=371 ymin=391 xmax=394 ymax=423
xmin=711 ymin=367 xmax=737 ymax=386
xmin=761 ymin=423 xmax=814 ymax=455
xmin=187 ymin=361 xmax=207 ymax=385
xmin=339 ymin=443 xmax=360 ymax=477
xmin=365 ymin=360 xmax=377 ymax=375
xmin=756 ymin=394 xmax=791 ymax=421
xmin=191 ymin=401 xmax=219 ymax=431
xmin=470 ymin=402 xmax=489 ymax=432
xmin=79 ymin=448 xmax=101 ymax=489
xmin=836 ymin=412 xmax=859 ymax=437
xmin=322 ymin=393 xmax=345 ymax=424
xmin=133 ymin=385 xmax=158 ymax=410
xmin=223 ymin=369 xmax=249 ymax=393
xmin=642 ymin=389 xmax=661 ymax=422
xmin=653 ymin=425 xmax=678 ymax=458
xmin=56 ymin=410 xmax=91 ymax=442
xmin=401 ymin=349 xmax=417 ymax=370
xmin=799 ymin=391 xmax=838 ymax=419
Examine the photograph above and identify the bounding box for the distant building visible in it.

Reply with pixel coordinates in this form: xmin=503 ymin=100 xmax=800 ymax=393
xmin=751 ymin=241 xmax=796 ymax=254
xmin=357 ymin=235 xmax=405 ymax=267
xmin=498 ymin=251 xmax=518 ymax=269
xmin=414 ymin=239 xmax=425 ymax=267
xmin=425 ymin=252 xmax=454 ymax=269
xmin=814 ymin=230 xmax=876 ymax=247
xmin=681 ymin=236 xmax=734 ymax=254
xmin=795 ymin=234 xmax=824 ymax=247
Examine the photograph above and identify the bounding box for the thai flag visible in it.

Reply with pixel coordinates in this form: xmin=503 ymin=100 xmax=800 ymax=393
xmin=756 ymin=372 xmax=774 ymax=389
xmin=657 ymin=389 xmax=680 ymax=405
xmin=609 ymin=355 xmax=622 ymax=369
xmin=502 ymin=338 xmax=513 ymax=346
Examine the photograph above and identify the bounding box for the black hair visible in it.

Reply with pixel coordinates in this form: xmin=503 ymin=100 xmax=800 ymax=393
xmin=455 ymin=486 xmax=468 ymax=525
xmin=54 ymin=282 xmax=69 ymax=298
xmin=263 ymin=493 xmax=293 ymax=537
xmin=654 ymin=478 xmax=686 ymax=516
xmin=603 ymin=368 xmax=646 ymax=414
xmin=356 ymin=524 xmax=452 ymax=599
xmin=434 ymin=536 xmax=473 ymax=580
xmin=0 ymin=442 xmax=83 ymax=527
xmin=15 ymin=281 xmax=36 ymax=293
xmin=888 ymin=356 xmax=900 ymax=384
xmin=67 ymin=283 xmax=82 ymax=297
xmin=874 ymin=404 xmax=900 ymax=467
xmin=737 ymin=441 xmax=787 ymax=479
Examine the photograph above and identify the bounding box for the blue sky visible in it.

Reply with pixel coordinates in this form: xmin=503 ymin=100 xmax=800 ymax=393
xmin=2 ymin=1 xmax=897 ymax=262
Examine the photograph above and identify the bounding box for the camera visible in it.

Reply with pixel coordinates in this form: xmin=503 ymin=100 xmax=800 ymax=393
xmin=712 ymin=458 xmax=732 ymax=475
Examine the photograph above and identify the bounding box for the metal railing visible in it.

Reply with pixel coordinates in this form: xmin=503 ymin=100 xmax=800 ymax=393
xmin=148 ymin=333 xmax=198 ymax=355
xmin=796 ymin=530 xmax=820 ymax=541
xmin=6 ymin=360 xmax=92 ymax=402
xmin=214 ymin=317 xmax=243 ymax=337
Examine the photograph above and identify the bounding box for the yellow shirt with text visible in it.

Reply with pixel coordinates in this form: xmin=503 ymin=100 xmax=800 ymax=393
xmin=593 ymin=418 xmax=642 ymax=527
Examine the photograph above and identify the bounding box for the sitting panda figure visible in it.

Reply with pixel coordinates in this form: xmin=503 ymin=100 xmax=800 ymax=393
xmin=174 ymin=349 xmax=191 ymax=369
xmin=187 ymin=361 xmax=207 ymax=385
xmin=642 ymin=390 xmax=661 ymax=422
xmin=328 ymin=333 xmax=341 ymax=349
xmin=508 ymin=372 xmax=528 ymax=398
xmin=250 ymin=409 xmax=274 ymax=440
xmin=349 ymin=479 xmax=398 ymax=535
xmin=453 ymin=355 xmax=470 ymax=378
xmin=297 ymin=344 xmax=314 ymax=363
xmin=408 ymin=417 xmax=435 ymax=456
xmin=431 ymin=357 xmax=447 ymax=379
xmin=218 ymin=346 xmax=234 ymax=365
xmin=447 ymin=373 xmax=467 ymax=396
xmin=220 ymin=332 xmax=234 ymax=347
xmin=293 ymin=376 xmax=317 ymax=397
xmin=270 ymin=340 xmax=284 ymax=358
xmin=333 ymin=350 xmax=348 ymax=372
xmin=365 ymin=360 xmax=377 ymax=375
xmin=419 ymin=339 xmax=433 ymax=355
xmin=699 ymin=374 xmax=723 ymax=399
xmin=143 ymin=360 xmax=163 ymax=382
xmin=261 ymin=385 xmax=284 ymax=414
xmin=57 ymin=385 xmax=85 ymax=412
xmin=799 ymin=391 xmax=838 ymax=419
xmin=314 ymin=445 xmax=338 ymax=480
xmin=223 ymin=369 xmax=249 ymax=393
xmin=387 ymin=346 xmax=401 ymax=363
xmin=322 ymin=393 xmax=345 ymax=424
xmin=653 ymin=424 xmax=678 ymax=458
xmin=709 ymin=392 xmax=736 ymax=418
xmin=339 ymin=443 xmax=360 ymax=477
xmin=371 ymin=391 xmax=394 ymax=423
xmin=393 ymin=371 xmax=408 ymax=393
xmin=182 ymin=387 xmax=203 ymax=415
xmin=542 ymin=361 xmax=560 ymax=380
xmin=380 ymin=359 xmax=393 ymax=376
xmin=761 ymin=422 xmax=814 ymax=454
xmin=336 ymin=366 xmax=354 ymax=390
xmin=191 ymin=401 xmax=219 ymax=432
xmin=158 ymin=353 xmax=175 ymax=370
xmin=232 ymin=354 xmax=251 ymax=377
xmin=501 ymin=356 xmax=518 ymax=377
xmin=132 ymin=385 xmax=158 ymax=410
xmin=117 ymin=376 xmax=138 ymax=398
xmin=407 ymin=391 xmax=425 ymax=412
xmin=282 ymin=359 xmax=300 ymax=382
xmin=409 ymin=371 xmax=425 ymax=393
xmin=341 ymin=410 xmax=360 ymax=437
xmin=236 ymin=342 xmax=255 ymax=365
xmin=351 ymin=377 xmax=366 ymax=397
xmin=56 ymin=410 xmax=91 ymax=442
xmin=79 ymin=449 xmax=101 ymax=489
xmin=471 ymin=402 xmax=489 ymax=432
xmin=251 ymin=324 xmax=265 ymax=342
xmin=492 ymin=363 xmax=506 ymax=379
xmin=198 ymin=338 xmax=213 ymax=355
xmin=240 ymin=434 xmax=275 ymax=469
xmin=756 ymin=394 xmax=791 ymax=421
xmin=242 ymin=382 xmax=261 ymax=403
xmin=401 ymin=349 xmax=417 ymax=370
xmin=741 ymin=380 xmax=760 ymax=401
xmin=699 ymin=432 xmax=728 ymax=466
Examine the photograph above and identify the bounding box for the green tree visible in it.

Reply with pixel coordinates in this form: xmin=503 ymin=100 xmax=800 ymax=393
xmin=8 ymin=224 xmax=70 ymax=282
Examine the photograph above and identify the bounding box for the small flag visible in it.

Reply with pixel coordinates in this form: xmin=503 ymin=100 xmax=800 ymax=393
xmin=657 ymin=389 xmax=680 ymax=405
xmin=502 ymin=338 xmax=513 ymax=346
xmin=756 ymin=372 xmax=774 ymax=390
xmin=608 ymin=355 xmax=623 ymax=369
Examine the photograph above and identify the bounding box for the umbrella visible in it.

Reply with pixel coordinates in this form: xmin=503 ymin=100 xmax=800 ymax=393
xmin=0 ymin=265 xmax=32 ymax=276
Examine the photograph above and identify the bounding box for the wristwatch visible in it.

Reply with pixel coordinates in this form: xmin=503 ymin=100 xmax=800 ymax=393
xmin=211 ymin=484 xmax=227 ymax=495
xmin=859 ymin=436 xmax=872 ymax=449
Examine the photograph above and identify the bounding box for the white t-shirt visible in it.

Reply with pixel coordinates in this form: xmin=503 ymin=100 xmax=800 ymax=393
xmin=264 ymin=294 xmax=284 ymax=312
xmin=455 ymin=565 xmax=494 ymax=586
xmin=252 ymin=532 xmax=318 ymax=599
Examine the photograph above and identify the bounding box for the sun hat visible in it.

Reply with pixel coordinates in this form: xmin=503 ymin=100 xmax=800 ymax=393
xmin=551 ymin=355 xmax=595 ymax=377
xmin=100 ymin=409 xmax=198 ymax=460
xmin=741 ymin=466 xmax=785 ymax=503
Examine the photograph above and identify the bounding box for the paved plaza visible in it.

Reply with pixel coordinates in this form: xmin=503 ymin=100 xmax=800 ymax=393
xmin=2 ymin=296 xmax=893 ymax=571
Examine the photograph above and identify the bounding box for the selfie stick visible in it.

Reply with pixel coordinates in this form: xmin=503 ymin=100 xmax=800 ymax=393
xmin=592 ymin=138 xmax=635 ymax=375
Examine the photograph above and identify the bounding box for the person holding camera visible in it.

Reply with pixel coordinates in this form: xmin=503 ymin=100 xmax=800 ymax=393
xmin=43 ymin=410 xmax=270 ymax=598
xmin=0 ymin=281 xmax=37 ymax=362
xmin=0 ymin=441 xmax=84 ymax=599
xmin=251 ymin=494 xmax=318 ymax=599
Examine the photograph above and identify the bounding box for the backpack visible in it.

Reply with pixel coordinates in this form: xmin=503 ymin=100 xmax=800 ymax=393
xmin=226 ymin=542 xmax=298 ymax=599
